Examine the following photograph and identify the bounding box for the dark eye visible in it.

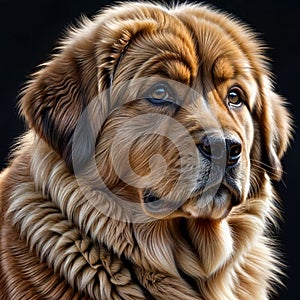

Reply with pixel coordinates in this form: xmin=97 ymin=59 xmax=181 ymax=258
xmin=146 ymin=83 xmax=175 ymax=105
xmin=227 ymin=88 xmax=244 ymax=108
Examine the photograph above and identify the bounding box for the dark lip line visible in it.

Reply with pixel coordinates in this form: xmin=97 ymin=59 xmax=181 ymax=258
xmin=143 ymin=182 xmax=239 ymax=201
xmin=143 ymin=189 xmax=160 ymax=203
xmin=142 ymin=179 xmax=242 ymax=211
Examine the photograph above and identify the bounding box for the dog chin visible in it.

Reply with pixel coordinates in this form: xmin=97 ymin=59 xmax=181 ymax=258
xmin=142 ymin=185 xmax=238 ymax=220
xmin=183 ymin=187 xmax=235 ymax=220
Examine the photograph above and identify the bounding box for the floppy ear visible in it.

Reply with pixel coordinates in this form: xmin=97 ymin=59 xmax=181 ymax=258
xmin=258 ymin=78 xmax=292 ymax=181
xmin=20 ymin=19 xmax=101 ymax=171
xmin=20 ymin=5 xmax=164 ymax=172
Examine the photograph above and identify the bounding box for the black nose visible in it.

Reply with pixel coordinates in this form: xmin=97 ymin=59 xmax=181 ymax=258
xmin=198 ymin=136 xmax=242 ymax=168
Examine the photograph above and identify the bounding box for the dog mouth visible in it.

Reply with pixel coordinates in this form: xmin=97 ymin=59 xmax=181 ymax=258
xmin=143 ymin=190 xmax=174 ymax=215
xmin=142 ymin=183 xmax=241 ymax=219
xmin=193 ymin=182 xmax=241 ymax=206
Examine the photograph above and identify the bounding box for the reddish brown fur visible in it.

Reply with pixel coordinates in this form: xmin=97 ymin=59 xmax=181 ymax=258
xmin=0 ymin=2 xmax=292 ymax=300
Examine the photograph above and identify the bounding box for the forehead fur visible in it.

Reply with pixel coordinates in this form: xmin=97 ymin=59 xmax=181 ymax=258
xmin=98 ymin=2 xmax=267 ymax=80
xmin=60 ymin=2 xmax=268 ymax=85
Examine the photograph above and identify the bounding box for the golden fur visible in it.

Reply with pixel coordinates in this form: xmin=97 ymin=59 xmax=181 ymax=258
xmin=0 ymin=2 xmax=292 ymax=299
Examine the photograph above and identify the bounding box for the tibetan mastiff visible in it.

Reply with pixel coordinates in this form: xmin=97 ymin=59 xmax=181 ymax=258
xmin=0 ymin=2 xmax=292 ymax=299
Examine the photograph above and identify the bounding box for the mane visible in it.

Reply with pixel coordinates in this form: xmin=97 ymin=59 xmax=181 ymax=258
xmin=5 ymin=132 xmax=283 ymax=299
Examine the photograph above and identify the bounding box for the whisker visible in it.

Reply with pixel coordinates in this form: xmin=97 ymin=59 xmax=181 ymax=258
xmin=250 ymin=160 xmax=288 ymax=190
xmin=250 ymin=159 xmax=287 ymax=176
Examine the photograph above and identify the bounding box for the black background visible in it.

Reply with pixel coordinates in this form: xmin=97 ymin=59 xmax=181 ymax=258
xmin=0 ymin=1 xmax=299 ymax=299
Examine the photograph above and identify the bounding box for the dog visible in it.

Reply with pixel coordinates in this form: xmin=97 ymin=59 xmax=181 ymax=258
xmin=0 ymin=2 xmax=292 ymax=299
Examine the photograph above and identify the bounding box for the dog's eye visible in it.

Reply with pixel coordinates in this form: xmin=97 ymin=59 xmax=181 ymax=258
xmin=146 ymin=84 xmax=175 ymax=105
xmin=152 ymin=86 xmax=168 ymax=100
xmin=227 ymin=88 xmax=244 ymax=108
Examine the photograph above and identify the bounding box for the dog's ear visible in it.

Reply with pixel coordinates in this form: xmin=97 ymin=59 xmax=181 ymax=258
xmin=20 ymin=30 xmax=99 ymax=171
xmin=20 ymin=6 xmax=163 ymax=172
xmin=257 ymin=78 xmax=292 ymax=181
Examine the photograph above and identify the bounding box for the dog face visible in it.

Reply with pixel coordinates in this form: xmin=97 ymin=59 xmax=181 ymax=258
xmin=96 ymin=75 xmax=253 ymax=220
xmin=20 ymin=3 xmax=292 ymax=222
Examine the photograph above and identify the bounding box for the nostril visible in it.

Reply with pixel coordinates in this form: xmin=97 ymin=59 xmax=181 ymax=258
xmin=227 ymin=141 xmax=242 ymax=166
xmin=198 ymin=136 xmax=225 ymax=160
xmin=198 ymin=137 xmax=212 ymax=158
xmin=230 ymin=144 xmax=241 ymax=157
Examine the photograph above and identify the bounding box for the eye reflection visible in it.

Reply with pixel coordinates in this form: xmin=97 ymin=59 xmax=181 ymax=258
xmin=227 ymin=87 xmax=244 ymax=107
xmin=146 ymin=83 xmax=176 ymax=105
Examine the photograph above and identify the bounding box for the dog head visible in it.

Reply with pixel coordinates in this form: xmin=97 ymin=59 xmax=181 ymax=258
xmin=20 ymin=3 xmax=292 ymax=221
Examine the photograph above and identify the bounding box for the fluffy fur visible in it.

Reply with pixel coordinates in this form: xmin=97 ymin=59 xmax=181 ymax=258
xmin=0 ymin=2 xmax=292 ymax=299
